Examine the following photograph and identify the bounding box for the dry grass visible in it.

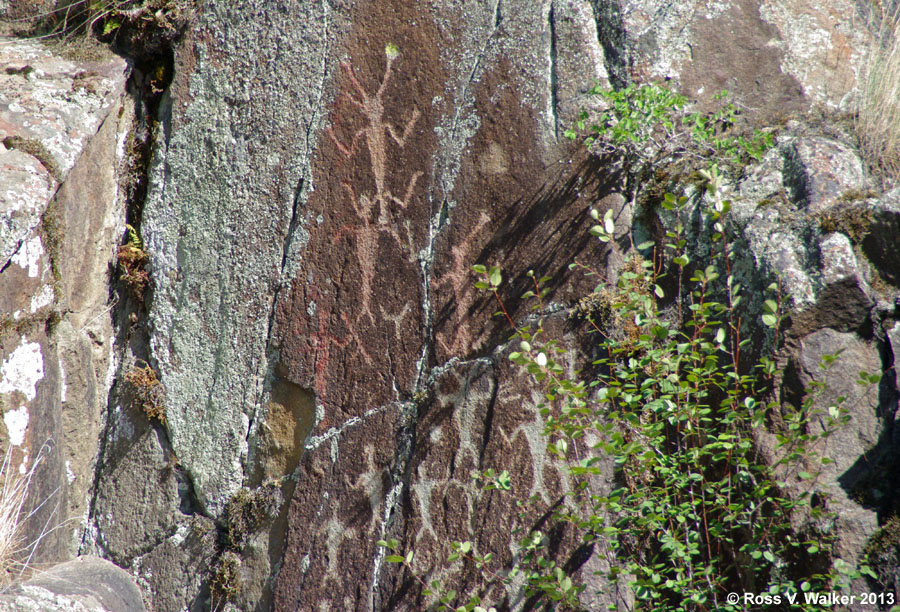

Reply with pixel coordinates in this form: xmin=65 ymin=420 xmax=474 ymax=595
xmin=0 ymin=442 xmax=50 ymax=590
xmin=856 ymin=3 xmax=900 ymax=182
xmin=1 ymin=0 xmax=190 ymax=51
xmin=0 ymin=1 xmax=110 ymax=40
xmin=117 ymin=244 xmax=150 ymax=302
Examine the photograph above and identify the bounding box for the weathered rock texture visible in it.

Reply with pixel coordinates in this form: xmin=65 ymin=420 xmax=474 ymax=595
xmin=0 ymin=34 xmax=129 ymax=562
xmin=0 ymin=556 xmax=146 ymax=612
xmin=121 ymin=0 xmax=900 ymax=610
xmin=3 ymin=0 xmax=900 ymax=611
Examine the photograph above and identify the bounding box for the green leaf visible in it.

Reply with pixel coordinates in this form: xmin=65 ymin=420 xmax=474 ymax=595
xmin=489 ymin=266 xmax=502 ymax=287
xmin=471 ymin=264 xmax=487 ymax=274
xmin=762 ymin=313 xmax=777 ymax=328
xmin=604 ymin=209 xmax=615 ymax=234
xmin=385 ymin=555 xmax=405 ymax=563
xmin=103 ymin=18 xmax=121 ymax=35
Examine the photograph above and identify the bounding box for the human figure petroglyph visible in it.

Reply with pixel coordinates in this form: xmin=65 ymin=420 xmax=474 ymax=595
xmin=435 ymin=211 xmax=491 ymax=356
xmin=327 ymin=45 xmax=423 ymax=326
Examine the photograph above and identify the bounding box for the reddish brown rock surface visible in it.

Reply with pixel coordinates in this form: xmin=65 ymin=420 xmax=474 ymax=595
xmin=1 ymin=0 xmax=892 ymax=611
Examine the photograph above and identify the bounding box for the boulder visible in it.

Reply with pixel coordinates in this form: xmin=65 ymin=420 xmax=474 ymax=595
xmin=0 ymin=556 xmax=145 ymax=612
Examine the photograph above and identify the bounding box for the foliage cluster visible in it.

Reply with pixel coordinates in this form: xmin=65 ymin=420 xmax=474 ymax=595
xmin=381 ymin=162 xmax=880 ymax=610
xmin=566 ymin=84 xmax=775 ymax=187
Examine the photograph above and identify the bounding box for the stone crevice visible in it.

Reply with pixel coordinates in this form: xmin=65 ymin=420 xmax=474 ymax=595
xmin=415 ymin=0 xmax=503 ymax=390
xmin=305 ymin=402 xmax=401 ymax=452
xmin=367 ymin=400 xmax=418 ymax=609
xmin=587 ymin=0 xmax=629 ymax=88
xmin=548 ymin=1 xmax=560 ymax=141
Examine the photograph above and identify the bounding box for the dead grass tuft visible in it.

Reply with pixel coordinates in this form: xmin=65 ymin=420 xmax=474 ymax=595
xmin=856 ymin=4 xmax=900 ymax=181
xmin=116 ymin=244 xmax=150 ymax=302
xmin=123 ymin=362 xmax=166 ymax=425
xmin=0 ymin=443 xmax=51 ymax=591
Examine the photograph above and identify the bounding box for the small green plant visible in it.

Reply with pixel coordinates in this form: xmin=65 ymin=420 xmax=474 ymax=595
xmin=379 ymin=537 xmax=500 ymax=612
xmin=566 ymin=83 xmax=688 ymax=151
xmin=566 ymin=84 xmax=774 ymax=194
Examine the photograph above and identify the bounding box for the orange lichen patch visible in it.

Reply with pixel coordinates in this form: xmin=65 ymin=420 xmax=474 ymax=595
xmin=123 ymin=363 xmax=165 ymax=425
xmin=253 ymin=378 xmax=315 ymax=484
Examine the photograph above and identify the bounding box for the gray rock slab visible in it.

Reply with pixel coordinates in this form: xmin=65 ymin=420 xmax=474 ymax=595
xmin=0 ymin=35 xmax=130 ymax=568
xmin=142 ymin=1 xmax=338 ymax=516
xmin=783 ymin=137 xmax=866 ymax=214
xmin=0 ymin=556 xmax=145 ymax=612
xmin=0 ymin=36 xmax=127 ymax=267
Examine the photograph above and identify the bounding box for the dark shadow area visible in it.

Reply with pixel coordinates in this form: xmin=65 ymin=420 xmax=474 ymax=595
xmin=432 ymin=153 xmax=622 ymax=365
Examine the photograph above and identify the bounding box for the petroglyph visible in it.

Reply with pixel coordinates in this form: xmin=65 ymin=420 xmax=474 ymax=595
xmin=327 ymin=48 xmax=423 ymax=326
xmin=305 ymin=280 xmax=374 ymax=406
xmin=435 ymin=211 xmax=491 ymax=356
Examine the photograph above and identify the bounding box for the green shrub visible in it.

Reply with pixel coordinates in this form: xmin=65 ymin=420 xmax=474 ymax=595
xmin=382 ymin=165 xmax=877 ymax=611
xmin=565 ymin=84 xmax=774 ymax=198
xmin=480 ymin=167 xmax=878 ymax=609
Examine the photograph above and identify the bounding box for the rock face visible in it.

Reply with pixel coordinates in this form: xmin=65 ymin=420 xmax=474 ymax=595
xmin=2 ymin=0 xmax=900 ymax=611
xmin=0 ymin=35 xmax=129 ymax=562
xmin=0 ymin=556 xmax=146 ymax=612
